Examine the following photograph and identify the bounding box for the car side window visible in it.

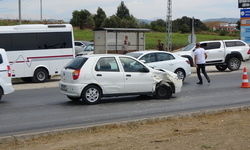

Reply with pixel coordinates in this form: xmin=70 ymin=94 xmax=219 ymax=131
xmin=0 ymin=54 xmax=2 ymax=64
xmin=140 ymin=53 xmax=155 ymax=63
xmin=156 ymin=53 xmax=175 ymax=61
xmin=95 ymin=57 xmax=119 ymax=72
xmin=119 ymin=57 xmax=148 ymax=72
xmin=201 ymin=42 xmax=221 ymax=50
xmin=74 ymin=42 xmax=82 ymax=46
xmin=225 ymin=41 xmax=246 ymax=47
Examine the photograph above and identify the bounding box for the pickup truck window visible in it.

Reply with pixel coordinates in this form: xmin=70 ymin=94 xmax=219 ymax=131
xmin=201 ymin=42 xmax=221 ymax=50
xmin=225 ymin=41 xmax=245 ymax=47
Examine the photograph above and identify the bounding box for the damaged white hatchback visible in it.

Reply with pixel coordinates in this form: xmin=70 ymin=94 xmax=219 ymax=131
xmin=59 ymin=54 xmax=182 ymax=105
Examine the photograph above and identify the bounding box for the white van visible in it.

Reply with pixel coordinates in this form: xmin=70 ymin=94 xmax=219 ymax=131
xmin=0 ymin=24 xmax=75 ymax=83
xmin=0 ymin=48 xmax=14 ymax=100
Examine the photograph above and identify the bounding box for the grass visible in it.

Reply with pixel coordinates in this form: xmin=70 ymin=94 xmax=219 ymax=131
xmin=73 ymin=29 xmax=240 ymax=50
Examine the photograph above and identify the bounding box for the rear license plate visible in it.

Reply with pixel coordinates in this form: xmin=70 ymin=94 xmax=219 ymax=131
xmin=61 ymin=85 xmax=67 ymax=91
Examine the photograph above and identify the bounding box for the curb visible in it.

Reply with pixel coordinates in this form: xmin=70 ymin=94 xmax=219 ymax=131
xmin=1 ymin=105 xmax=250 ymax=144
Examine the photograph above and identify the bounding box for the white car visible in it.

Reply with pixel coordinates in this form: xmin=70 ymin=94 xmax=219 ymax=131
xmin=59 ymin=54 xmax=182 ymax=105
xmin=0 ymin=48 xmax=14 ymax=100
xmin=74 ymin=41 xmax=93 ymax=54
xmin=127 ymin=51 xmax=191 ymax=81
xmin=76 ymin=43 xmax=94 ymax=56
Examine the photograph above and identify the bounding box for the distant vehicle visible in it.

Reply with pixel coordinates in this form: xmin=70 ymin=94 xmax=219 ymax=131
xmin=74 ymin=41 xmax=92 ymax=53
xmin=0 ymin=48 xmax=14 ymax=100
xmin=174 ymin=40 xmax=250 ymax=71
xmin=0 ymin=24 xmax=75 ymax=83
xmin=59 ymin=54 xmax=183 ymax=105
xmin=76 ymin=44 xmax=94 ymax=56
xmin=127 ymin=51 xmax=191 ymax=81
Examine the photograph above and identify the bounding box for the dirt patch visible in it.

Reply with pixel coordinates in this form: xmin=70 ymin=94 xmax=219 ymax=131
xmin=1 ymin=108 xmax=250 ymax=150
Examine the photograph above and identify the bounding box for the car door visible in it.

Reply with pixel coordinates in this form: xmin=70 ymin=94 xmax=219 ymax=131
xmin=119 ymin=57 xmax=152 ymax=93
xmin=140 ymin=53 xmax=176 ymax=72
xmin=200 ymin=42 xmax=224 ymax=64
xmin=93 ymin=57 xmax=124 ymax=94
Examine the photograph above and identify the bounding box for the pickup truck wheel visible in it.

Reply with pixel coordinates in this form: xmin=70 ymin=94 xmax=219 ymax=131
xmin=82 ymin=85 xmax=101 ymax=105
xmin=174 ymin=69 xmax=185 ymax=81
xmin=155 ymin=84 xmax=172 ymax=99
xmin=215 ymin=65 xmax=227 ymax=71
xmin=227 ymin=58 xmax=241 ymax=71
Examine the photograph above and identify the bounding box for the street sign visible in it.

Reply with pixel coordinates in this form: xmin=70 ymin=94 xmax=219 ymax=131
xmin=240 ymin=9 xmax=250 ymax=18
xmin=239 ymin=0 xmax=250 ymax=8
xmin=188 ymin=34 xmax=196 ymax=43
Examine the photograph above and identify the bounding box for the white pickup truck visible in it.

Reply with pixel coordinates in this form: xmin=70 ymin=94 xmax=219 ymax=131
xmin=174 ymin=40 xmax=250 ymax=71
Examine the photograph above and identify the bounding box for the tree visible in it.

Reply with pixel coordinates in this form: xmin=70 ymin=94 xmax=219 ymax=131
xmin=116 ymin=1 xmax=130 ymax=19
xmin=102 ymin=15 xmax=121 ymax=28
xmin=236 ymin=20 xmax=240 ymax=30
xmin=70 ymin=9 xmax=92 ymax=29
xmin=180 ymin=23 xmax=190 ymax=33
xmin=94 ymin=7 xmax=107 ymax=28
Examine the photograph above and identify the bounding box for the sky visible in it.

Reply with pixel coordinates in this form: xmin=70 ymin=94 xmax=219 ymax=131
xmin=0 ymin=0 xmax=241 ymax=22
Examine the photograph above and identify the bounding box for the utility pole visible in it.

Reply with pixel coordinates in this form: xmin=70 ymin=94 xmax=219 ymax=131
xmin=166 ymin=0 xmax=172 ymax=51
xmin=40 ymin=0 xmax=42 ymax=21
xmin=19 ymin=0 xmax=21 ymax=25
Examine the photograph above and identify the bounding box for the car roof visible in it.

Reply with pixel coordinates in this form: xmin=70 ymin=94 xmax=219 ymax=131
xmin=128 ymin=50 xmax=172 ymax=54
xmin=78 ymin=54 xmax=131 ymax=58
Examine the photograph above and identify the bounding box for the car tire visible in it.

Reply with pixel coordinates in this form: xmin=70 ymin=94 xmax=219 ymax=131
xmin=21 ymin=77 xmax=33 ymax=83
xmin=67 ymin=96 xmax=81 ymax=102
xmin=174 ymin=69 xmax=186 ymax=81
xmin=215 ymin=65 xmax=227 ymax=71
xmin=82 ymin=85 xmax=101 ymax=105
xmin=32 ymin=68 xmax=48 ymax=83
xmin=155 ymin=84 xmax=172 ymax=99
xmin=0 ymin=88 xmax=2 ymax=101
xmin=227 ymin=57 xmax=241 ymax=71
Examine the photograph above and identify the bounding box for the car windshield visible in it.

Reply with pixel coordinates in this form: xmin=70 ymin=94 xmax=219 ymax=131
xmin=182 ymin=43 xmax=196 ymax=51
xmin=84 ymin=44 xmax=94 ymax=51
xmin=65 ymin=57 xmax=88 ymax=70
xmin=126 ymin=53 xmax=143 ymax=59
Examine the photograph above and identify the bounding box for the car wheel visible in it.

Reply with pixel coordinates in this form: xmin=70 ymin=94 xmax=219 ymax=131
xmin=215 ymin=65 xmax=227 ymax=71
xmin=82 ymin=85 xmax=101 ymax=105
xmin=21 ymin=77 xmax=33 ymax=83
xmin=174 ymin=69 xmax=185 ymax=81
xmin=227 ymin=57 xmax=241 ymax=71
xmin=0 ymin=88 xmax=2 ymax=101
xmin=67 ymin=96 xmax=81 ymax=102
xmin=32 ymin=68 xmax=48 ymax=83
xmin=155 ymin=84 xmax=172 ymax=99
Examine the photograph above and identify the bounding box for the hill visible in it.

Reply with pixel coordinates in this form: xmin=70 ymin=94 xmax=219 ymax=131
xmin=202 ymin=18 xmax=239 ymax=23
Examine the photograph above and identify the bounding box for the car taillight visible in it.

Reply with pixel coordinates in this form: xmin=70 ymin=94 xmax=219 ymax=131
xmin=186 ymin=60 xmax=190 ymax=65
xmin=72 ymin=69 xmax=80 ymax=80
xmin=248 ymin=49 xmax=250 ymax=54
xmin=7 ymin=65 xmax=11 ymax=77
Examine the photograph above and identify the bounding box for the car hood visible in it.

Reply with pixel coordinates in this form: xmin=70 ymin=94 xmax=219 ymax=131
xmin=173 ymin=50 xmax=192 ymax=56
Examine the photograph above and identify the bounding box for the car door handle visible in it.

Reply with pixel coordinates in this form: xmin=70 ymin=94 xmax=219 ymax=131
xmin=126 ymin=74 xmax=131 ymax=77
xmin=97 ymin=74 xmax=102 ymax=76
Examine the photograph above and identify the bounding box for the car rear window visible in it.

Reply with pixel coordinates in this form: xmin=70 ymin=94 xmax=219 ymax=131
xmin=225 ymin=41 xmax=246 ymax=47
xmin=65 ymin=57 xmax=88 ymax=70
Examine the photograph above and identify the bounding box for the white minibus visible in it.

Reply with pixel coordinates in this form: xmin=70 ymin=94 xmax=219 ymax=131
xmin=0 ymin=24 xmax=75 ymax=82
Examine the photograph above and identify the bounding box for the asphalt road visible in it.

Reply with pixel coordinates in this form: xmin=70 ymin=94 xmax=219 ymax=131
xmin=0 ymin=62 xmax=250 ymax=137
